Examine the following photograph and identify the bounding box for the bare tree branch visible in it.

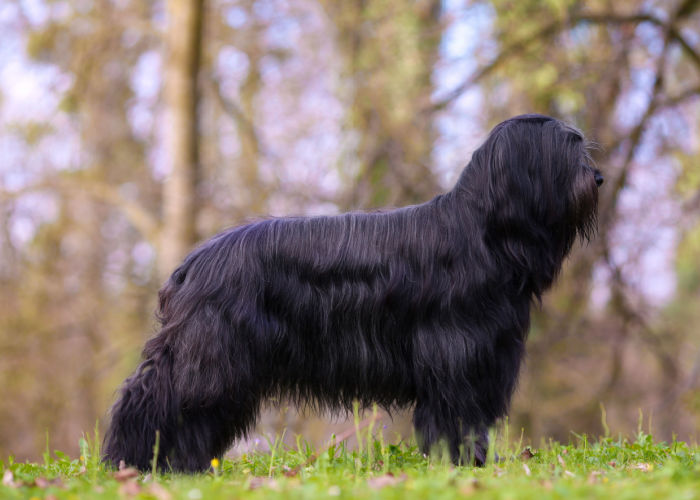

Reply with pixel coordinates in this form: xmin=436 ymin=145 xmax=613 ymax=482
xmin=661 ymin=85 xmax=700 ymax=107
xmin=429 ymin=5 xmax=700 ymax=111
xmin=207 ymin=76 xmax=280 ymax=162
xmin=429 ymin=19 xmax=563 ymax=111
xmin=0 ymin=176 xmax=160 ymax=246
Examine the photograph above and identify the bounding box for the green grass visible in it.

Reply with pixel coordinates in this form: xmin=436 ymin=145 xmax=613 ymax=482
xmin=3 ymin=427 xmax=700 ymax=499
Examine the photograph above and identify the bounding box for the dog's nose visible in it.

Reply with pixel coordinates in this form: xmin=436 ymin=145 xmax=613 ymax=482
xmin=594 ymin=171 xmax=604 ymax=187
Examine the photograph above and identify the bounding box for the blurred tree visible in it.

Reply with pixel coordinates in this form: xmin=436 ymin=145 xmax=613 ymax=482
xmin=0 ymin=0 xmax=158 ymax=457
xmin=160 ymin=0 xmax=205 ymax=280
xmin=1 ymin=0 xmax=699 ymax=461
xmin=439 ymin=0 xmax=700 ymax=441
xmin=0 ymin=0 xmax=334 ymax=459
xmin=231 ymin=0 xmax=265 ymax=214
xmin=204 ymin=0 xmax=268 ymax=219
xmin=321 ymin=0 xmax=443 ymax=208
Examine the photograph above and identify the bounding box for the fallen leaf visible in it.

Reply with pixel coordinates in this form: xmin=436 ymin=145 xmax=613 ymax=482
xmin=459 ymin=478 xmax=480 ymax=495
xmin=368 ymin=474 xmax=404 ymax=489
xmin=630 ymin=463 xmax=653 ymax=472
xmin=2 ymin=470 xmax=13 ymax=486
xmin=523 ymin=463 xmax=531 ymax=476
xmin=34 ymin=477 xmax=50 ymax=488
xmin=114 ymin=467 xmax=139 ymax=481
xmin=540 ymin=479 xmax=553 ymax=490
xmin=557 ymin=455 xmax=567 ymax=468
xmin=119 ymin=480 xmax=142 ymax=496
xmin=248 ymin=477 xmax=265 ymax=490
xmin=148 ymin=482 xmax=172 ymax=500
xmin=283 ymin=465 xmax=299 ymax=477
xmin=564 ymin=470 xmax=575 ymax=478
xmin=588 ymin=471 xmax=603 ymax=484
xmin=248 ymin=477 xmax=279 ymax=490
xmin=2 ymin=470 xmax=19 ymax=488
xmin=33 ymin=477 xmax=63 ymax=489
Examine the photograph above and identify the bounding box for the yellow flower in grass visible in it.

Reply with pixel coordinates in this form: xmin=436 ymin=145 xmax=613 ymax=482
xmin=211 ymin=458 xmax=220 ymax=469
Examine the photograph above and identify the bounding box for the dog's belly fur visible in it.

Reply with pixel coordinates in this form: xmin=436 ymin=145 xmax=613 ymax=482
xmin=177 ymin=213 xmax=529 ymax=416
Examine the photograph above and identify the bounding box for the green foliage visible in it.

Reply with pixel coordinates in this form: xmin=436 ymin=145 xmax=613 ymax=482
xmin=676 ymin=226 xmax=700 ymax=294
xmin=675 ymin=151 xmax=700 ymax=294
xmin=2 ymin=432 xmax=700 ymax=499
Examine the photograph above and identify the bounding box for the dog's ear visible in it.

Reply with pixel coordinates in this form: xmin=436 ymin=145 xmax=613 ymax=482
xmin=477 ymin=123 xmax=538 ymax=232
xmin=464 ymin=128 xmax=547 ymax=282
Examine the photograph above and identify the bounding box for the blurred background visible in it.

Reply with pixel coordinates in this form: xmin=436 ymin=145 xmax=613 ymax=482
xmin=1 ymin=0 xmax=699 ymax=461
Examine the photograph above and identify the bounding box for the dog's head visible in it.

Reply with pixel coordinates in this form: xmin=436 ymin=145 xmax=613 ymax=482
xmin=462 ymin=114 xmax=601 ymax=260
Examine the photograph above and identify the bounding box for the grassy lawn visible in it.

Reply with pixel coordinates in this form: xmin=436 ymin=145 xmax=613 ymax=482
xmin=2 ymin=425 xmax=699 ymax=499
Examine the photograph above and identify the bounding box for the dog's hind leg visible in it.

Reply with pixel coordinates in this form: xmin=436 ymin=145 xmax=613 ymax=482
xmin=105 ymin=301 xmax=261 ymax=472
xmin=103 ymin=346 xmax=178 ymax=471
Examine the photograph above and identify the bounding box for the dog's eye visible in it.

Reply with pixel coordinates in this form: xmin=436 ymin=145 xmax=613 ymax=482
xmin=594 ymin=169 xmax=604 ymax=187
xmin=582 ymin=165 xmax=604 ymax=187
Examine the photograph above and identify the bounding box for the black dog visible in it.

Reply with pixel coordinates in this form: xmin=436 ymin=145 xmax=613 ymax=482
xmin=104 ymin=114 xmax=602 ymax=472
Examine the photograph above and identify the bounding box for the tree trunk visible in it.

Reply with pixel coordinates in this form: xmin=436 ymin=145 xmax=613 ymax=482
xmin=160 ymin=0 xmax=205 ymax=282
xmin=238 ymin=2 xmax=264 ymax=214
xmin=322 ymin=0 xmax=443 ymax=209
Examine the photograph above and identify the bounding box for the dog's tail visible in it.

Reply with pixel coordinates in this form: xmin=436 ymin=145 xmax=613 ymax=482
xmin=103 ymin=343 xmax=177 ymax=471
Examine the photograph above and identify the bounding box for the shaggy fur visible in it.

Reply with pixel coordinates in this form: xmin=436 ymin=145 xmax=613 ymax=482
xmin=104 ymin=114 xmax=602 ymax=472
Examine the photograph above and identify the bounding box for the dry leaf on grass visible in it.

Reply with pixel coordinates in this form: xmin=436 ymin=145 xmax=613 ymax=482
xmin=540 ymin=479 xmax=553 ymax=490
xmin=588 ymin=471 xmax=604 ymax=484
xmin=367 ymin=473 xmax=405 ymax=489
xmin=114 ymin=467 xmax=139 ymax=481
xmin=118 ymin=480 xmax=142 ymax=496
xmin=33 ymin=477 xmax=64 ymax=489
xmin=458 ymin=479 xmax=480 ymax=495
xmin=148 ymin=482 xmax=173 ymax=500
xmin=2 ymin=470 xmax=20 ymax=488
xmin=282 ymin=465 xmax=298 ymax=477
xmin=248 ymin=477 xmax=279 ymax=491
